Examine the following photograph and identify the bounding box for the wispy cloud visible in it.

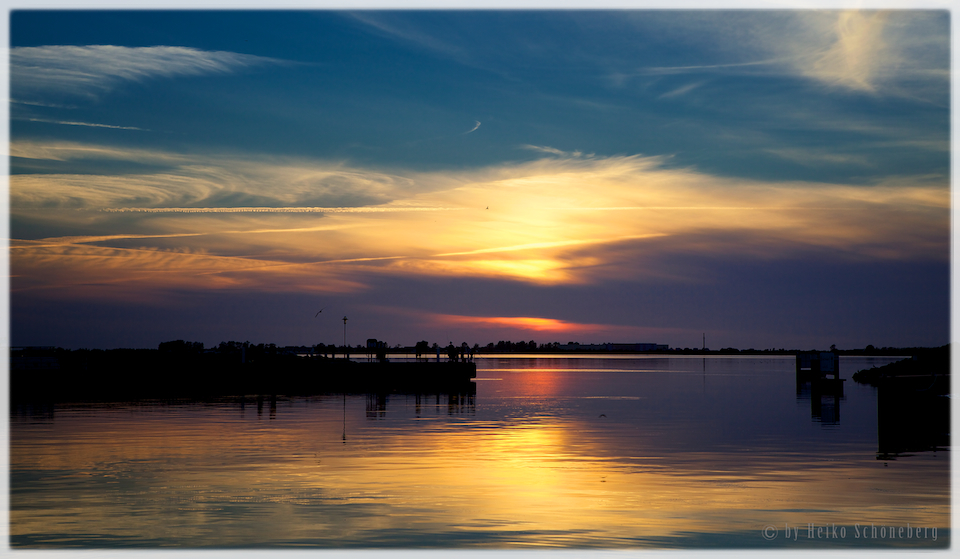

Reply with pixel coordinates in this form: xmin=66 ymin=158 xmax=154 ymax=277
xmin=9 ymin=142 xmax=420 ymax=209
xmin=763 ymin=147 xmax=871 ymax=167
xmin=11 ymin=98 xmax=78 ymax=109
xmin=627 ymin=11 xmax=947 ymax=99
xmin=349 ymin=12 xmax=464 ymax=59
xmin=434 ymin=234 xmax=666 ymax=257
xmin=347 ymin=12 xmax=481 ymax=72
xmin=795 ymin=11 xmax=892 ymax=93
xmin=520 ymin=145 xmax=588 ymax=158
xmin=658 ymin=81 xmax=704 ymax=99
xmin=11 ymin=141 xmax=949 ymax=299
xmin=638 ymin=58 xmax=785 ymax=75
xmin=10 ymin=242 xmax=368 ymax=300
xmin=11 ymin=45 xmax=285 ymax=100
xmin=768 ymin=11 xmax=947 ymax=98
xmin=463 ymin=121 xmax=481 ymax=134
xmin=100 ymin=207 xmax=457 ymax=214
xmin=18 ymin=117 xmax=148 ymax=131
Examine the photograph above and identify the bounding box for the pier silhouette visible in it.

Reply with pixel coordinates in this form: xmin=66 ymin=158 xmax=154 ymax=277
xmin=795 ymin=352 xmax=845 ymax=425
xmin=11 ymin=343 xmax=476 ymax=403
xmin=852 ymin=346 xmax=950 ymax=459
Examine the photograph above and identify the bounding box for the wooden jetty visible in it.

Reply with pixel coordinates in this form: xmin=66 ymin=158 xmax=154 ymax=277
xmin=796 ymin=352 xmax=845 ymax=396
xmin=11 ymin=349 xmax=477 ymax=402
xmin=313 ymin=359 xmax=477 ymax=393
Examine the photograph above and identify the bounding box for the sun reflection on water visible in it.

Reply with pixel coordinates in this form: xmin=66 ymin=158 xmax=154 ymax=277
xmin=9 ymin=359 xmax=951 ymax=548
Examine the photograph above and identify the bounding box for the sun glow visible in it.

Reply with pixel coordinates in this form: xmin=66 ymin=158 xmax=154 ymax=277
xmin=424 ymin=314 xmax=677 ymax=341
xmin=439 ymin=315 xmax=589 ymax=333
xmin=10 ymin=144 xmax=950 ymax=303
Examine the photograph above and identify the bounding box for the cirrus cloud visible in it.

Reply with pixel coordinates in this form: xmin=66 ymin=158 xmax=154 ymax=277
xmin=11 ymin=45 xmax=286 ymax=101
xmin=9 ymin=140 xmax=949 ymax=299
xmin=628 ymin=11 xmax=947 ymax=100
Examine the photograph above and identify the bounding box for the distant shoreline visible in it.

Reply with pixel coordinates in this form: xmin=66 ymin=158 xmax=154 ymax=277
xmin=10 ymin=344 xmax=945 ymax=357
xmin=10 ymin=344 xmax=947 ymax=404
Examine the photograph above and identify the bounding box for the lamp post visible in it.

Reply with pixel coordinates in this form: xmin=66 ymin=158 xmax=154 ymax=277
xmin=342 ymin=316 xmax=348 ymax=358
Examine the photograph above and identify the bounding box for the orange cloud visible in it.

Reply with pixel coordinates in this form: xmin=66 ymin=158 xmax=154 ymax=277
xmin=440 ymin=315 xmax=587 ymax=333
xmin=9 ymin=240 xmax=370 ymax=301
xmin=425 ymin=313 xmax=691 ymax=342
xmin=10 ymin=143 xmax=949 ymax=304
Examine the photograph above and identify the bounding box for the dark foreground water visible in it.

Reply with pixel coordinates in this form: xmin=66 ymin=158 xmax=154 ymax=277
xmin=9 ymin=356 xmax=950 ymax=548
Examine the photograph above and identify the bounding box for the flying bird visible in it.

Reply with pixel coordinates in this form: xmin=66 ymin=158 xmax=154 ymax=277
xmin=315 ymin=308 xmax=325 ymax=317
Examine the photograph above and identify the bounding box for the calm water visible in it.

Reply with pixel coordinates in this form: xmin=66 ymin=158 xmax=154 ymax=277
xmin=9 ymin=356 xmax=950 ymax=548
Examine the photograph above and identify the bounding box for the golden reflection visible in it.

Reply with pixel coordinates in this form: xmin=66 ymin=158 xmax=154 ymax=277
xmin=9 ymin=402 xmax=950 ymax=547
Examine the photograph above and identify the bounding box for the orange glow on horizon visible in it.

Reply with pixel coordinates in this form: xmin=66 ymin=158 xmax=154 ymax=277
xmin=431 ymin=313 xmax=631 ymax=336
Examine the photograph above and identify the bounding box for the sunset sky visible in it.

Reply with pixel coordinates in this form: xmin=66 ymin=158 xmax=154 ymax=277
xmin=9 ymin=10 xmax=950 ymax=350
